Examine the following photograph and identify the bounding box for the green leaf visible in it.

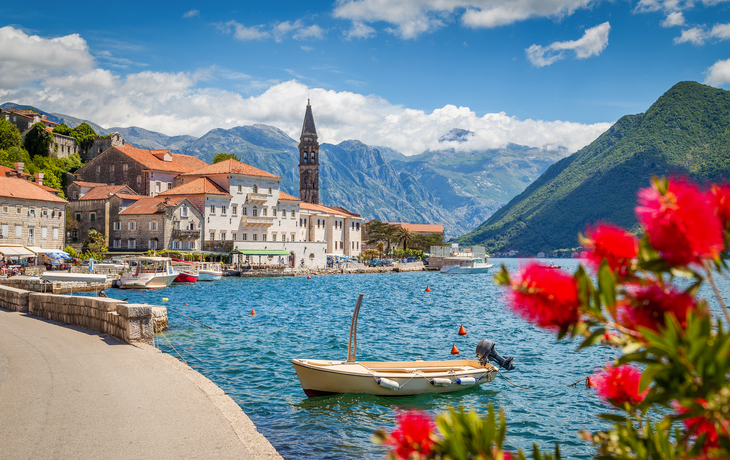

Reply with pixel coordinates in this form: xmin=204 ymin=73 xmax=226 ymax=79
xmin=597 ymin=413 xmax=629 ymax=423
xmin=577 ymin=327 xmax=606 ymax=350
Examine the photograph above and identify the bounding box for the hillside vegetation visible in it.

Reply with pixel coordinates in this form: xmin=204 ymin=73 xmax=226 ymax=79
xmin=455 ymin=81 xmax=730 ymax=253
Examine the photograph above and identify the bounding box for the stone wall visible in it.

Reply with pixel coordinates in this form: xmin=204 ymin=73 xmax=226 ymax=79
xmin=0 ymin=284 xmax=162 ymax=345
xmin=83 ymin=133 xmax=124 ymax=162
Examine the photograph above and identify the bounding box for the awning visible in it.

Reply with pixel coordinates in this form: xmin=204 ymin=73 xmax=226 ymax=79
xmin=232 ymin=249 xmax=291 ymax=256
xmin=46 ymin=252 xmax=72 ymax=260
xmin=0 ymin=246 xmax=34 ymax=257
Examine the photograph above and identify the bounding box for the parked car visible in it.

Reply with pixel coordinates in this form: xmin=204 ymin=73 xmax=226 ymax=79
xmin=368 ymin=259 xmax=383 ymax=267
xmin=406 ymin=257 xmax=416 ymax=263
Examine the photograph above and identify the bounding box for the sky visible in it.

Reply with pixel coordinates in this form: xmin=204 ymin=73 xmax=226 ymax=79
xmin=1 ymin=0 xmax=729 ymax=156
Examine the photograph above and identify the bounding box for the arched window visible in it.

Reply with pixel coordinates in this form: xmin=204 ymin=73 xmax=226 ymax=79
xmin=253 ymin=206 xmax=258 ymax=217
xmin=310 ymin=152 xmax=316 ymax=164
xmin=253 ymin=184 xmax=258 ymax=194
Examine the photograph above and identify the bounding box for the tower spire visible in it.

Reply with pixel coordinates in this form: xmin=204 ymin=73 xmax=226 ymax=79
xmin=299 ymin=101 xmax=320 ymax=204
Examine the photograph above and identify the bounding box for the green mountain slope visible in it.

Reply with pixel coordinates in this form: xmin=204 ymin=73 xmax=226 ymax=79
xmin=455 ymin=81 xmax=730 ymax=253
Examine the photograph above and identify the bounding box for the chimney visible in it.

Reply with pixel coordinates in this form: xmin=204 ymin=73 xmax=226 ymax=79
xmin=34 ymin=173 xmax=44 ymax=185
xmin=164 ymin=197 xmax=171 ymax=205
xmin=14 ymin=162 xmax=24 ymax=173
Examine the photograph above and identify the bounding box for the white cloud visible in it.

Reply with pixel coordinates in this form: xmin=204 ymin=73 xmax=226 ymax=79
xmin=218 ymin=19 xmax=323 ymax=42
xmin=293 ymin=25 xmax=325 ymax=40
xmin=0 ymin=25 xmax=610 ymax=156
xmin=183 ymin=9 xmax=200 ymax=18
xmin=343 ymin=21 xmax=376 ymax=39
xmin=216 ymin=21 xmax=269 ymax=40
xmin=661 ymin=11 xmax=685 ymax=27
xmin=636 ymin=0 xmax=730 ymax=13
xmin=674 ymin=22 xmax=730 ymax=45
xmin=526 ymin=22 xmax=611 ymax=67
xmin=704 ymin=58 xmax=730 ymax=86
xmin=333 ymin=0 xmax=596 ymax=38
xmin=711 ymin=22 xmax=730 ymax=39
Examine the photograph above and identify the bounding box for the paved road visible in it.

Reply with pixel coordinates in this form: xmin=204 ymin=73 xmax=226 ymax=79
xmin=0 ymin=309 xmax=281 ymax=459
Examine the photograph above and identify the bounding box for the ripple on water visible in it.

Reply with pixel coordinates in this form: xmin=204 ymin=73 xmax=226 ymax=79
xmin=109 ymin=259 xmax=730 ymax=459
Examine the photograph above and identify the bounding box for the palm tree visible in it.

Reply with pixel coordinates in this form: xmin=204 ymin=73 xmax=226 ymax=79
xmin=396 ymin=227 xmax=413 ymax=250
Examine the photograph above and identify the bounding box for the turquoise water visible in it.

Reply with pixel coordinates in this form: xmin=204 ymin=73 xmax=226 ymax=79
xmin=109 ymin=259 xmax=729 ymax=459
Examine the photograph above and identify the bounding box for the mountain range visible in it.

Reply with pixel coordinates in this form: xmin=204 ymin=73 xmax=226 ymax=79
xmin=0 ymin=103 xmax=570 ymax=238
xmin=455 ymin=81 xmax=730 ymax=253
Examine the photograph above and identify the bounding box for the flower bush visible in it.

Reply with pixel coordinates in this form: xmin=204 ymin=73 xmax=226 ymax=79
xmin=374 ymin=177 xmax=730 ymax=459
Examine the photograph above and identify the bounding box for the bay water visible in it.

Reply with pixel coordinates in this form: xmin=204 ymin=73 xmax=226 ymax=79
xmin=111 ymin=258 xmax=730 ymax=459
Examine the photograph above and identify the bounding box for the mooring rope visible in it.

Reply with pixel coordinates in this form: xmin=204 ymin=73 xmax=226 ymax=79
xmin=165 ymin=307 xmax=213 ymax=329
xmin=159 ymin=331 xmax=187 ymax=364
xmin=496 ymin=369 xmax=530 ymax=389
xmin=568 ymin=377 xmax=589 ymax=387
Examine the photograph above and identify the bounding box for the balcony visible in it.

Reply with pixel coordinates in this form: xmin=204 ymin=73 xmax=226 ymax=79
xmin=247 ymin=192 xmax=269 ymax=204
xmin=241 ymin=216 xmax=274 ymax=228
xmin=172 ymin=229 xmax=201 ymax=239
xmin=205 ymin=240 xmax=234 ymax=252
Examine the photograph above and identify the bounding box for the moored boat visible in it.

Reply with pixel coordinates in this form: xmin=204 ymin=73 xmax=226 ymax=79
xmin=117 ymin=257 xmax=178 ymax=289
xmin=440 ymin=256 xmax=493 ymax=274
xmin=292 ymin=294 xmax=515 ymax=397
xmin=194 ymin=261 xmax=223 ymax=281
xmin=171 ymin=259 xmax=199 ymax=283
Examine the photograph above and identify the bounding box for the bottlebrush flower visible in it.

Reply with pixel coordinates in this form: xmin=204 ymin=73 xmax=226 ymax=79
xmin=509 ymin=262 xmax=580 ymax=330
xmin=712 ymin=184 xmax=730 ymax=238
xmin=617 ymin=284 xmax=696 ymax=332
xmin=636 ymin=179 xmax=723 ymax=265
xmin=583 ymin=223 xmax=638 ymax=276
xmin=674 ymin=400 xmax=729 ymax=452
xmin=385 ymin=411 xmax=436 ymax=459
xmin=592 ymin=365 xmax=648 ymax=406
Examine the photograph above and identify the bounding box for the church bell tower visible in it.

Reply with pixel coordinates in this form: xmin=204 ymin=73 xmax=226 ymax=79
xmin=299 ymin=100 xmax=319 ymax=204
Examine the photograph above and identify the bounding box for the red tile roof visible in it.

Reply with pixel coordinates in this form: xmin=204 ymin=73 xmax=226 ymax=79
xmin=32 ymin=182 xmax=62 ymax=194
xmin=278 ymin=191 xmax=301 ymax=201
xmin=327 ymin=206 xmax=361 ymax=217
xmin=71 ymin=181 xmax=108 ymax=188
xmin=389 ymin=222 xmax=444 ymax=233
xmin=300 ymin=202 xmax=351 ymax=216
xmin=158 ymin=177 xmax=229 ymax=196
xmin=0 ymin=176 xmax=67 ymax=203
xmin=80 ymin=185 xmax=135 ymax=201
xmin=116 ymin=193 xmax=142 ymax=200
xmin=182 ymin=159 xmax=280 ymax=179
xmin=119 ymin=196 xmax=184 ymax=215
xmin=110 ymin=146 xmax=208 ymax=173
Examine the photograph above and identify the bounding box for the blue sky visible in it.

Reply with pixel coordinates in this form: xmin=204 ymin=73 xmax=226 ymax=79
xmin=1 ymin=0 xmax=729 ymax=155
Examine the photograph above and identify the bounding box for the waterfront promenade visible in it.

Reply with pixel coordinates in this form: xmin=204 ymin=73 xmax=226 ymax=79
xmin=0 ymin=309 xmax=281 ymax=459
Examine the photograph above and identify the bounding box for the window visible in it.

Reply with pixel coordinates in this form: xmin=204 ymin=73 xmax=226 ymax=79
xmin=188 ymin=222 xmax=195 ymax=230
xmin=290 ymin=233 xmax=295 ymax=242
xmin=357 ymin=241 xmax=359 ymax=249
xmin=210 ymin=231 xmax=215 ymax=240
xmin=2 ymin=206 xmax=6 ymax=213
xmin=188 ymin=241 xmax=196 ymax=250
xmin=232 ymin=233 xmax=237 ymax=241
xmin=148 ymin=240 xmax=157 ymax=250
xmin=53 ymin=227 xmax=58 ymax=240
xmin=156 ymin=182 xmax=161 ymax=192
xmin=29 ymin=207 xmax=36 ymax=217
xmin=123 ymin=164 xmax=128 ymax=172
xmin=272 ymin=208 xmax=277 ymax=217
xmin=1 ymin=224 xmax=7 ymax=238
xmin=15 ymin=225 xmax=21 ymax=238
xmin=238 ymin=184 xmax=242 ymax=193
xmin=253 ymin=233 xmax=258 ymax=241
xmin=149 ymin=221 xmax=158 ymax=231
xmin=113 ymin=239 xmax=121 ymax=248
xmin=252 ymin=206 xmax=258 ymax=217
xmin=181 ymin=206 xmax=189 ymax=217
xmin=282 ymin=209 xmax=287 ymax=218
xmin=128 ymin=221 xmax=136 ymax=231
xmin=232 ymin=205 xmax=237 ymax=215
xmin=110 ymin=165 xmax=115 ymax=173
xmin=356 ymin=223 xmax=360 ymax=231
xmin=221 ymin=205 xmax=227 ymax=215
xmin=27 ymin=228 xmax=34 ymax=244
xmin=262 ymin=208 xmax=267 ymax=217
xmin=16 ymin=206 xmax=21 ymax=214
xmin=253 ymin=184 xmax=258 ymax=193
xmin=268 ymin=187 xmax=272 ymax=194
xmin=242 ymin=233 xmax=247 ymax=241
xmin=167 ymin=182 xmax=172 ymax=190
xmin=221 ymin=231 xmax=226 ymax=240
xmin=41 ymin=227 xmax=47 ymax=239
xmin=242 ymin=207 xmax=247 ymax=216
xmin=41 ymin=209 xmax=48 ymax=217
xmin=72 ymin=191 xmax=78 ymax=199
xmin=90 ymin=213 xmax=95 ymax=222
xmin=262 ymin=234 xmax=267 ymax=242
xmin=128 ymin=239 xmax=137 ymax=249
xmin=137 ymin=175 xmax=142 ymax=185
xmin=72 ymin=230 xmax=78 ymax=242
xmin=272 ymin=233 xmax=277 ymax=242
xmin=210 ymin=204 xmax=215 ymax=214
xmin=172 ymin=240 xmax=181 ymax=249
xmin=113 ymin=222 xmax=121 ymax=230
xmin=96 ymin=166 xmax=101 ymax=173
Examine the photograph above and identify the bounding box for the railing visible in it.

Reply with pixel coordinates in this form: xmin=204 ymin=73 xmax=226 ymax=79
xmin=172 ymin=229 xmax=201 ymax=238
xmin=240 ymin=216 xmax=274 ymax=227
xmin=247 ymin=193 xmax=269 ymax=203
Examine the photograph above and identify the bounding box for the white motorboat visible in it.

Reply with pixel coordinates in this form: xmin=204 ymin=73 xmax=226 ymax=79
xmin=292 ymin=294 xmax=515 ymax=397
xmin=41 ymin=272 xmax=107 ymax=283
xmin=194 ymin=261 xmax=222 ymax=281
xmin=440 ymin=256 xmax=493 ymax=274
xmin=117 ymin=257 xmax=177 ymax=289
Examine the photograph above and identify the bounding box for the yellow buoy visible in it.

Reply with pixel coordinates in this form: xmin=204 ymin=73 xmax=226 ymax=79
xmin=162 ymin=298 xmax=169 ymax=301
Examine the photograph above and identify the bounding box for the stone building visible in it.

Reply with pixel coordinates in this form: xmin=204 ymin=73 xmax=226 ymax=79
xmin=50 ymin=131 xmax=79 ymax=159
xmin=0 ymin=173 xmax=67 ymax=250
xmin=1 ymin=108 xmax=58 ymax=133
xmin=299 ymin=100 xmax=320 ymax=204
xmin=66 ymin=184 xmax=138 ymax=248
xmin=113 ymin=196 xmax=202 ymax=252
xmin=84 ymin=133 xmax=125 ymax=162
xmin=73 ymin=146 xmax=208 ymax=196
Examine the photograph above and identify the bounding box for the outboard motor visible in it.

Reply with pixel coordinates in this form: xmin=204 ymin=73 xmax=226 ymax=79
xmin=476 ymin=339 xmax=515 ymax=371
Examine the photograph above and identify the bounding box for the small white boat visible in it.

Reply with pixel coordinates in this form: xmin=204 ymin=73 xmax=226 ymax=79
xmin=41 ymin=272 xmax=107 ymax=283
xmin=440 ymin=256 xmax=493 ymax=274
xmin=117 ymin=257 xmax=177 ymax=289
xmin=292 ymin=294 xmax=515 ymax=397
xmin=194 ymin=261 xmax=222 ymax=281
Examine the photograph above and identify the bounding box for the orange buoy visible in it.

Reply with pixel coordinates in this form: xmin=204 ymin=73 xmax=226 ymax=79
xmin=251 ymin=308 xmax=256 ymax=316
xmin=586 ymin=376 xmax=595 ymax=387
xmin=307 ymin=275 xmax=312 ymax=279
xmin=451 ymin=343 xmax=460 ymax=355
xmin=458 ymin=323 xmax=467 ymax=336
xmin=451 ymin=274 xmax=454 ymax=277
xmin=425 ymin=286 xmax=431 ymax=292
xmin=184 ymin=303 xmax=188 ymax=306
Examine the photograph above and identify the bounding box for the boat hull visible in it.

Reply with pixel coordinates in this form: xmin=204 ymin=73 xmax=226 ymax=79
xmin=198 ymin=271 xmax=222 ymax=281
xmin=292 ymin=359 xmax=496 ymax=397
xmin=441 ymin=264 xmax=493 ymax=274
xmin=119 ymin=273 xmax=177 ymax=289
xmin=174 ymin=271 xmax=199 ymax=283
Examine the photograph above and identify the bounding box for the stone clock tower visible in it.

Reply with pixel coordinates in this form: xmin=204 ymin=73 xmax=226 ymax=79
xmin=299 ymin=100 xmax=319 ymax=204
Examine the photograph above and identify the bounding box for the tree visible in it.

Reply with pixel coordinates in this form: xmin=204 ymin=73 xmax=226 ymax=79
xmin=83 ymin=230 xmax=108 ymax=261
xmin=213 ymin=153 xmax=241 ymax=163
xmin=365 ymin=220 xmax=400 ymax=254
xmin=0 ymin=146 xmax=31 ymax=169
xmin=0 ymin=119 xmax=22 ymax=151
xmin=24 ymin=123 xmax=52 ymax=157
xmin=53 ymin=122 xmax=96 ymax=153
xmin=395 ymin=227 xmax=413 ymax=250
xmin=411 ymin=232 xmax=445 ymax=252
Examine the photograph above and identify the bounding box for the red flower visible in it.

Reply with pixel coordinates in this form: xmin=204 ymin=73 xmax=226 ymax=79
xmin=509 ymin=262 xmax=580 ymax=330
xmin=583 ymin=223 xmax=638 ymax=276
xmin=674 ymin=400 xmax=729 ymax=452
xmin=636 ymin=179 xmax=723 ymax=266
xmin=592 ymin=364 xmax=647 ymax=406
xmin=617 ymin=284 xmax=696 ymax=332
xmin=502 ymin=452 xmax=515 ymax=460
xmin=712 ymin=184 xmax=730 ymax=231
xmin=386 ymin=411 xmax=436 ymax=459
